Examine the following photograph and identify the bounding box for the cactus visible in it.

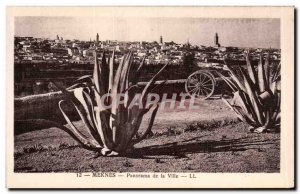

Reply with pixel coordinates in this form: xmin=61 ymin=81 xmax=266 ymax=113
xmin=218 ymin=51 xmax=280 ymax=133
xmin=54 ymin=51 xmax=167 ymax=156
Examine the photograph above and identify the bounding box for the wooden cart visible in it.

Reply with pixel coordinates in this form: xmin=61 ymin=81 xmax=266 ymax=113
xmin=138 ymin=64 xmax=230 ymax=100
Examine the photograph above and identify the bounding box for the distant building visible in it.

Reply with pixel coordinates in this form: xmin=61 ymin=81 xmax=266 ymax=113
xmin=214 ymin=33 xmax=221 ymax=47
xmin=83 ymin=49 xmax=95 ymax=57
xmin=56 ymin=35 xmax=59 ymax=40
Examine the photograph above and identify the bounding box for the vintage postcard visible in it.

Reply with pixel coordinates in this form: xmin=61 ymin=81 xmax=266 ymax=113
xmin=6 ymin=6 xmax=294 ymax=188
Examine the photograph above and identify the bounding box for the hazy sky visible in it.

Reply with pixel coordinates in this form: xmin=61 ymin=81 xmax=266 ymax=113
xmin=15 ymin=17 xmax=280 ymax=48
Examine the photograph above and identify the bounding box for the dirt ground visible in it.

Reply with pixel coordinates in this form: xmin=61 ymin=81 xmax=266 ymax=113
xmin=14 ymin=99 xmax=280 ymax=173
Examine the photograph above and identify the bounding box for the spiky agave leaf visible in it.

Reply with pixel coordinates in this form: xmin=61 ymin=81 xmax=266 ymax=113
xmin=93 ymin=52 xmax=102 ymax=95
xmin=100 ymin=51 xmax=110 ymax=94
xmin=272 ymin=63 xmax=281 ymax=83
xmin=58 ymin=100 xmax=102 ymax=149
xmin=55 ymin=51 xmax=167 ymax=155
xmin=220 ymin=52 xmax=280 ymax=133
xmin=73 ymin=88 xmax=102 ymax=142
xmin=131 ymin=104 xmax=159 ymax=145
xmin=125 ymin=104 xmax=155 ymax=147
xmin=119 ymin=52 xmax=133 ymax=109
xmin=110 ymin=53 xmax=134 ymax=145
xmin=92 ymin=52 xmax=115 ymax=149
xmin=119 ymin=51 xmax=133 ymax=92
xmin=223 ymin=59 xmax=246 ymax=92
xmin=240 ymin=68 xmax=264 ymax=125
xmin=108 ymin=50 xmax=115 ymax=93
xmin=257 ymin=54 xmax=268 ymax=93
xmin=221 ymin=98 xmax=249 ymax=125
xmin=113 ymin=122 xmax=134 ymax=152
xmin=216 ymin=72 xmax=238 ymax=92
xmin=67 ymin=83 xmax=90 ymax=90
xmin=74 ymin=75 xmax=93 ymax=84
xmin=55 ymin=81 xmax=107 ymax=149
xmin=124 ymin=63 xmax=168 ymax=148
xmin=81 ymin=89 xmax=103 ymax=142
xmin=119 ymin=54 xmax=167 ymax=148
xmin=109 ymin=55 xmax=125 ymax=143
xmin=55 ymin=56 xmax=114 ymax=151
xmin=131 ymin=56 xmax=146 ymax=85
xmin=264 ymin=52 xmax=270 ymax=86
xmin=245 ymin=51 xmax=258 ymax=88
xmin=231 ymin=91 xmax=256 ymax=124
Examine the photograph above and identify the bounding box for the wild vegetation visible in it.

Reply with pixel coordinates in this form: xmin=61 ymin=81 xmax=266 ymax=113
xmin=53 ymin=51 xmax=167 ymax=156
xmin=218 ymin=52 xmax=281 ymax=133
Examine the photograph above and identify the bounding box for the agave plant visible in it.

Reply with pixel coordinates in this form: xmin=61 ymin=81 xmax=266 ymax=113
xmin=218 ymin=51 xmax=280 ymax=133
xmin=53 ymin=51 xmax=167 ymax=156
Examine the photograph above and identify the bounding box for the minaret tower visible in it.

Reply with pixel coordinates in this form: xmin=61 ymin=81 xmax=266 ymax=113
xmin=96 ymin=33 xmax=99 ymax=44
xmin=214 ymin=33 xmax=221 ymax=47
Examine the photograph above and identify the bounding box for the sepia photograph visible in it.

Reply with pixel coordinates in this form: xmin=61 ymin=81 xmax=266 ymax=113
xmin=6 ymin=6 xmax=294 ymax=188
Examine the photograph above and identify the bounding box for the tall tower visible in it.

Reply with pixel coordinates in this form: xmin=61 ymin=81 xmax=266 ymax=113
xmin=214 ymin=33 xmax=220 ymax=47
xmin=159 ymin=35 xmax=163 ymax=45
xmin=56 ymin=35 xmax=59 ymax=40
xmin=96 ymin=33 xmax=99 ymax=44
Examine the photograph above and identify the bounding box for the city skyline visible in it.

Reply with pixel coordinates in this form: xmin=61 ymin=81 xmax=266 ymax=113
xmin=15 ymin=17 xmax=280 ymax=48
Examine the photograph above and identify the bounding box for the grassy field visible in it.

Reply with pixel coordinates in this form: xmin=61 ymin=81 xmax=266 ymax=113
xmin=14 ymin=99 xmax=280 ymax=173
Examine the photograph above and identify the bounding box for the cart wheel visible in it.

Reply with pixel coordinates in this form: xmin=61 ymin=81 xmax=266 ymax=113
xmin=185 ymin=71 xmax=215 ymax=100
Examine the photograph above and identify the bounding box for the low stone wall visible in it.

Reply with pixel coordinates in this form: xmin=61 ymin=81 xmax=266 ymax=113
xmin=14 ymin=91 xmax=78 ymax=122
xmin=14 ymin=83 xmax=186 ymax=134
xmin=14 ymin=81 xmax=186 ymax=122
